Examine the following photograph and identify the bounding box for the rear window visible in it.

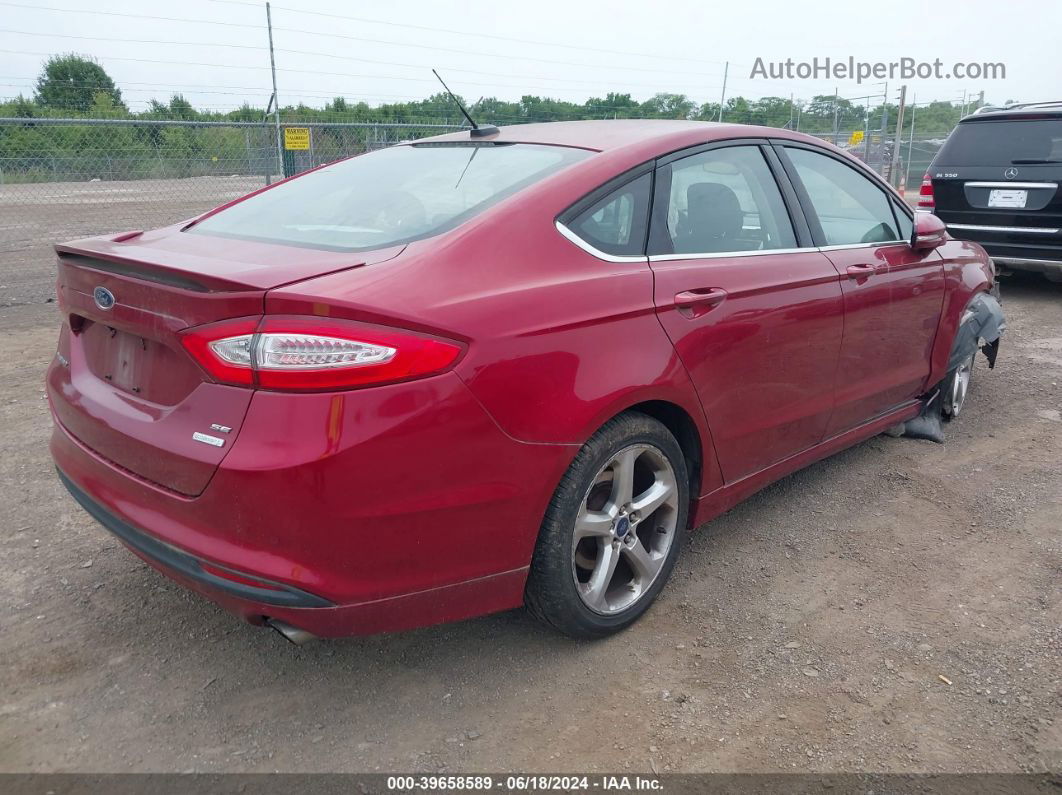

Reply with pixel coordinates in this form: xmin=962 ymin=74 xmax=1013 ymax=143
xmin=936 ymin=119 xmax=1062 ymax=165
xmin=189 ymin=142 xmax=591 ymax=251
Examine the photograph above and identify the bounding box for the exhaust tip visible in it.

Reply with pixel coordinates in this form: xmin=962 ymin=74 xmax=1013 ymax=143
xmin=266 ymin=618 xmax=317 ymax=646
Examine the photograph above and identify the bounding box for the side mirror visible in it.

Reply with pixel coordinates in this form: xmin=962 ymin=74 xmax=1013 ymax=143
xmin=912 ymin=212 xmax=947 ymax=250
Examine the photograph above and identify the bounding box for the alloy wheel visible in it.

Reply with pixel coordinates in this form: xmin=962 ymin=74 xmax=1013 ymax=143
xmin=571 ymin=444 xmax=680 ymax=615
xmin=946 ymin=354 xmax=974 ymax=417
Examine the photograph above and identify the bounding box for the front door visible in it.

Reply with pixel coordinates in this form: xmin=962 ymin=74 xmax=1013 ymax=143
xmin=647 ymin=142 xmax=845 ymax=483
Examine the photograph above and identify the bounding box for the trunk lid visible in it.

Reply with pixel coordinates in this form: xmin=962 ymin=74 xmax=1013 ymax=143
xmin=48 ymin=227 xmax=403 ymax=496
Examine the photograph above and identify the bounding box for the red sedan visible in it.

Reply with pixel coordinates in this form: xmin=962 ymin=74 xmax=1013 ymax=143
xmin=47 ymin=120 xmax=1004 ymax=641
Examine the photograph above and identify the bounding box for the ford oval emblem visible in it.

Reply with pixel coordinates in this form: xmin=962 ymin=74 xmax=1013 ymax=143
xmin=93 ymin=286 xmax=115 ymax=311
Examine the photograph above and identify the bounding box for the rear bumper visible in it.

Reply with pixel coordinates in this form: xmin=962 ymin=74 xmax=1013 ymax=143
xmin=944 ymin=231 xmax=1062 ymax=273
xmin=58 ymin=469 xmax=331 ymax=609
xmin=988 ymin=254 xmax=1062 ymax=275
xmin=58 ymin=466 xmax=529 ymax=637
xmin=50 ymin=372 xmax=575 ymax=637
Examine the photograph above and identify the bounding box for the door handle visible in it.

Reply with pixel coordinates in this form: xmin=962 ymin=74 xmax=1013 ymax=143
xmin=845 ymin=263 xmax=877 ymax=279
xmin=674 ymin=288 xmax=728 ymax=309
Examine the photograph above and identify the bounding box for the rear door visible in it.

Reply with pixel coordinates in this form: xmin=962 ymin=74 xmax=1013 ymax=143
xmin=928 ymin=117 xmax=1062 ymax=259
xmin=775 ymin=142 xmax=945 ymax=436
xmin=646 ymin=141 xmax=845 ymax=483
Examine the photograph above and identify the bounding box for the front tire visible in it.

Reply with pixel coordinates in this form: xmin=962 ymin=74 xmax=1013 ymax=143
xmin=941 ymin=351 xmax=975 ymax=420
xmin=525 ymin=412 xmax=689 ymax=639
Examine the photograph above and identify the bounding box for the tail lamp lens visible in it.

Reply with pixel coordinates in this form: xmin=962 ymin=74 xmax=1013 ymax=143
xmin=256 ymin=333 xmax=396 ymax=369
xmin=917 ymin=173 xmax=935 ymax=209
xmin=209 ymin=335 xmax=254 ymax=367
xmin=181 ymin=316 xmax=462 ymax=391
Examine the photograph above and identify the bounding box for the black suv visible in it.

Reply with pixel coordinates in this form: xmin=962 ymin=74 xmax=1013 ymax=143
xmin=920 ymin=102 xmax=1062 ymax=283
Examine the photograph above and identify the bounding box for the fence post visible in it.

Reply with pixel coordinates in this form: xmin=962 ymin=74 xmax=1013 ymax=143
xmin=831 ymin=87 xmax=839 ymax=143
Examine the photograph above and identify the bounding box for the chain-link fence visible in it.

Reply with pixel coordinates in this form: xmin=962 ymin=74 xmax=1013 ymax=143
xmin=0 ymin=117 xmax=460 ymax=242
xmin=0 ymin=116 xmax=954 ymax=305
xmin=0 ymin=117 xmax=950 ymax=237
xmin=0 ymin=117 xmax=462 ymax=303
xmin=809 ymin=130 xmax=948 ymax=191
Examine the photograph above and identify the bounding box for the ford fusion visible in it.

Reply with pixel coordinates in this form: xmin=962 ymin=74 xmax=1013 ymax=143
xmin=48 ymin=120 xmax=1004 ymax=641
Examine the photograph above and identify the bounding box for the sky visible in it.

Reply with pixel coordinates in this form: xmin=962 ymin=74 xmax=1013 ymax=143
xmin=0 ymin=0 xmax=1058 ymax=113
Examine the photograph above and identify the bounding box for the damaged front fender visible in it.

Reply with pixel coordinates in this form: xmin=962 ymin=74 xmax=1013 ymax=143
xmin=897 ymin=291 xmax=1006 ymax=444
xmin=949 ymin=291 xmax=1006 ymax=371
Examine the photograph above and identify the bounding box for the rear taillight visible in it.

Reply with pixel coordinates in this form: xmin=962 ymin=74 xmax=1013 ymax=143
xmin=179 ymin=315 xmax=463 ymax=391
xmin=179 ymin=316 xmax=259 ymax=386
xmin=917 ymin=172 xmax=935 ymax=209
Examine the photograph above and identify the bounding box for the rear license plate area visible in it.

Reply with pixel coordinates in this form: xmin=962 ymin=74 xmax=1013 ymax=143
xmin=987 ymin=189 xmax=1028 ymax=208
xmin=76 ymin=318 xmax=201 ymax=404
xmin=82 ymin=321 xmax=152 ymax=393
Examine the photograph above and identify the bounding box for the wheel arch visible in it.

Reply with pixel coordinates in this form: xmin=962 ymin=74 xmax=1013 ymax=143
xmin=928 ymin=285 xmax=1004 ymax=390
xmin=603 ymin=399 xmax=717 ymax=527
xmin=926 ymin=239 xmax=997 ymax=387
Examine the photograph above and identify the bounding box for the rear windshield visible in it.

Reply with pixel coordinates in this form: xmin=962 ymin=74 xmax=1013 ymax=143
xmin=189 ymin=142 xmax=591 ymax=251
xmin=936 ymin=119 xmax=1062 ymax=166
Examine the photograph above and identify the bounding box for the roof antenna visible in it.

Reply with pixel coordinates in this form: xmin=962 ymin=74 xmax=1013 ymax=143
xmin=432 ymin=69 xmax=499 ymax=138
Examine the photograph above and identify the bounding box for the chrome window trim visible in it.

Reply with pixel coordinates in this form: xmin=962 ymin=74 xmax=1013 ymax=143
xmin=647 ymin=246 xmax=808 ymax=263
xmin=948 ymin=223 xmax=1058 ymax=234
xmin=817 ymin=240 xmax=907 ymax=252
xmin=558 ymin=218 xmax=912 ymax=263
xmin=963 ymin=181 xmax=1059 ymax=190
xmin=554 ymin=221 xmax=647 ymax=263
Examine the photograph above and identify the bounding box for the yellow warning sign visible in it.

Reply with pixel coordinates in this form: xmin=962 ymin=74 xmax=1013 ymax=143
xmin=284 ymin=127 xmax=310 ymax=151
xmin=848 ymin=130 xmax=864 ymax=146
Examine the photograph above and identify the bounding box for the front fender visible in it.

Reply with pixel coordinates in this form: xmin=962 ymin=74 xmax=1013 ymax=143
xmin=926 ymin=239 xmax=1001 ymax=387
xmin=947 ymin=291 xmax=1006 ymax=371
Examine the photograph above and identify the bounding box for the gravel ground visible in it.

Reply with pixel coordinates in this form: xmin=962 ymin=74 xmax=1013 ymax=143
xmin=0 ymin=176 xmax=269 ymax=306
xmin=0 ymin=266 xmax=1059 ymax=774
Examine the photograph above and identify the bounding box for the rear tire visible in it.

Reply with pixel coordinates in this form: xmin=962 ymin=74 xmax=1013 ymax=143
xmin=525 ymin=412 xmax=689 ymax=639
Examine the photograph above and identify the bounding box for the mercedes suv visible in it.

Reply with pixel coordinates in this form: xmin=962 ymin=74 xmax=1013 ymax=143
xmin=918 ymin=101 xmax=1062 ymax=282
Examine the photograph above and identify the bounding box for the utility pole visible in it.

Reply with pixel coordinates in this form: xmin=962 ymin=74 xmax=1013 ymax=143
xmin=266 ymin=2 xmax=283 ymax=181
xmin=718 ymin=61 xmax=728 ymax=122
xmin=890 ymin=85 xmax=907 ymax=188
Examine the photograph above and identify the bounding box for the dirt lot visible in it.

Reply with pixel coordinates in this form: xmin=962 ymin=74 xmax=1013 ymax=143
xmin=0 ymin=268 xmax=1056 ymax=775
xmin=0 ymin=168 xmax=1060 ymax=776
